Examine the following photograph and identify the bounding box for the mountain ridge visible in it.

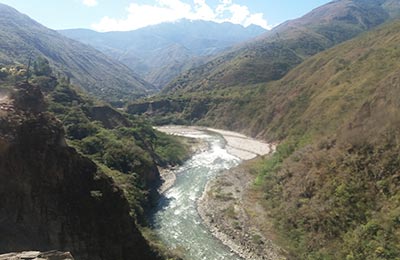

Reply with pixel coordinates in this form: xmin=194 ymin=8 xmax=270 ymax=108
xmin=0 ymin=3 xmax=156 ymax=103
xmin=60 ymin=19 xmax=266 ymax=88
xmin=162 ymin=0 xmax=399 ymax=94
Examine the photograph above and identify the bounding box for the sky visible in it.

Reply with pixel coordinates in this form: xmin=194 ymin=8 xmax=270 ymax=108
xmin=0 ymin=0 xmax=332 ymax=32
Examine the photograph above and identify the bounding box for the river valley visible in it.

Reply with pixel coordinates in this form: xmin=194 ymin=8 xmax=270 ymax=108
xmin=152 ymin=127 xmax=273 ymax=260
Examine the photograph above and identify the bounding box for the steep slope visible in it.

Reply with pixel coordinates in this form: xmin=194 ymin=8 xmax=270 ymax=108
xmin=196 ymin=18 xmax=400 ymax=140
xmin=0 ymin=3 xmax=155 ymax=102
xmin=163 ymin=0 xmax=400 ymax=93
xmin=253 ymin=20 xmax=400 ymax=259
xmin=60 ymin=20 xmax=266 ymax=88
xmin=195 ymin=18 xmax=400 ymax=259
xmin=0 ymin=83 xmax=158 ymax=260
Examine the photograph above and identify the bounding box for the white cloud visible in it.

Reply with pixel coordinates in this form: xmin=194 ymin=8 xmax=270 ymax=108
xmin=191 ymin=0 xmax=216 ymax=20
xmin=82 ymin=0 xmax=98 ymax=7
xmin=224 ymin=4 xmax=251 ymax=24
xmin=244 ymin=13 xmax=270 ymax=29
xmin=92 ymin=0 xmax=271 ymax=32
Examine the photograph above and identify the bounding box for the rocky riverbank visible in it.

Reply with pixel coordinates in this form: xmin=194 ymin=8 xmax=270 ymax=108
xmin=197 ymin=162 xmax=287 ymax=260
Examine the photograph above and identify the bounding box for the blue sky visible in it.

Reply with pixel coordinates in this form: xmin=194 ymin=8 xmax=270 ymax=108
xmin=0 ymin=0 xmax=331 ymax=31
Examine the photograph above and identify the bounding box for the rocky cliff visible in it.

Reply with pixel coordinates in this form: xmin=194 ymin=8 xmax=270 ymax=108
xmin=0 ymin=83 xmax=158 ymax=259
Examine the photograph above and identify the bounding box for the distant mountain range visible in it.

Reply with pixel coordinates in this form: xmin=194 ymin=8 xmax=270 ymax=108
xmin=60 ymin=20 xmax=266 ymax=88
xmin=0 ymin=3 xmax=156 ymax=103
xmin=162 ymin=0 xmax=400 ymax=94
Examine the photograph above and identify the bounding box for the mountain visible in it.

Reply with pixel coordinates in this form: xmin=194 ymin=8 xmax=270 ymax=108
xmin=244 ymin=19 xmax=400 ymax=259
xmin=59 ymin=20 xmax=266 ymax=88
xmin=163 ymin=0 xmax=400 ymax=94
xmin=191 ymin=15 xmax=400 ymax=141
xmin=128 ymin=0 xmax=400 ymax=123
xmin=0 ymin=3 xmax=155 ymax=103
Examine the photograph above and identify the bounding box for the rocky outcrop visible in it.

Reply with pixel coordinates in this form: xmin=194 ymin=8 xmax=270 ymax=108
xmin=0 ymin=84 xmax=158 ymax=260
xmin=0 ymin=251 xmax=74 ymax=260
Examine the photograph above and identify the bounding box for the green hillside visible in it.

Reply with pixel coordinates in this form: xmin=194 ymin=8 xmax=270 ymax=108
xmin=199 ymin=18 xmax=400 ymax=141
xmin=216 ymin=19 xmax=400 ymax=259
xmin=0 ymin=3 xmax=155 ymax=104
xmin=163 ymin=0 xmax=399 ymax=94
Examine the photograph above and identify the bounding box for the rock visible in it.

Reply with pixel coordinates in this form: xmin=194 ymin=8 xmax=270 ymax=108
xmin=12 ymin=83 xmax=46 ymax=114
xmin=37 ymin=251 xmax=74 ymax=260
xmin=0 ymin=251 xmax=74 ymax=260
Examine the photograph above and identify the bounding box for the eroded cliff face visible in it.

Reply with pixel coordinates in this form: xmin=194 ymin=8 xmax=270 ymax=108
xmin=0 ymin=83 xmax=158 ymax=260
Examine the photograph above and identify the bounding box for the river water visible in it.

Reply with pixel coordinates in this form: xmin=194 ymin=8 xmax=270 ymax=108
xmin=152 ymin=131 xmax=243 ymax=260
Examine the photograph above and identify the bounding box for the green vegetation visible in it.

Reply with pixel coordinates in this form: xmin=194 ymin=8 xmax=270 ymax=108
xmin=33 ymin=56 xmax=52 ymax=77
xmin=256 ymin=130 xmax=400 ymax=259
xmin=46 ymin=79 xmax=189 ymax=219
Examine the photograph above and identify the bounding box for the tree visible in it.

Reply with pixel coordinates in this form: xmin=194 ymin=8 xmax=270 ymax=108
xmin=33 ymin=57 xmax=52 ymax=76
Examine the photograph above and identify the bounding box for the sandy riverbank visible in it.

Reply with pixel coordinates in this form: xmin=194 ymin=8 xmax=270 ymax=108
xmin=155 ymin=125 xmax=274 ymax=160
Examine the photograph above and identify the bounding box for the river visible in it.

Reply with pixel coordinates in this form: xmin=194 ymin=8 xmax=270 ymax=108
xmin=152 ymin=130 xmax=243 ymax=260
